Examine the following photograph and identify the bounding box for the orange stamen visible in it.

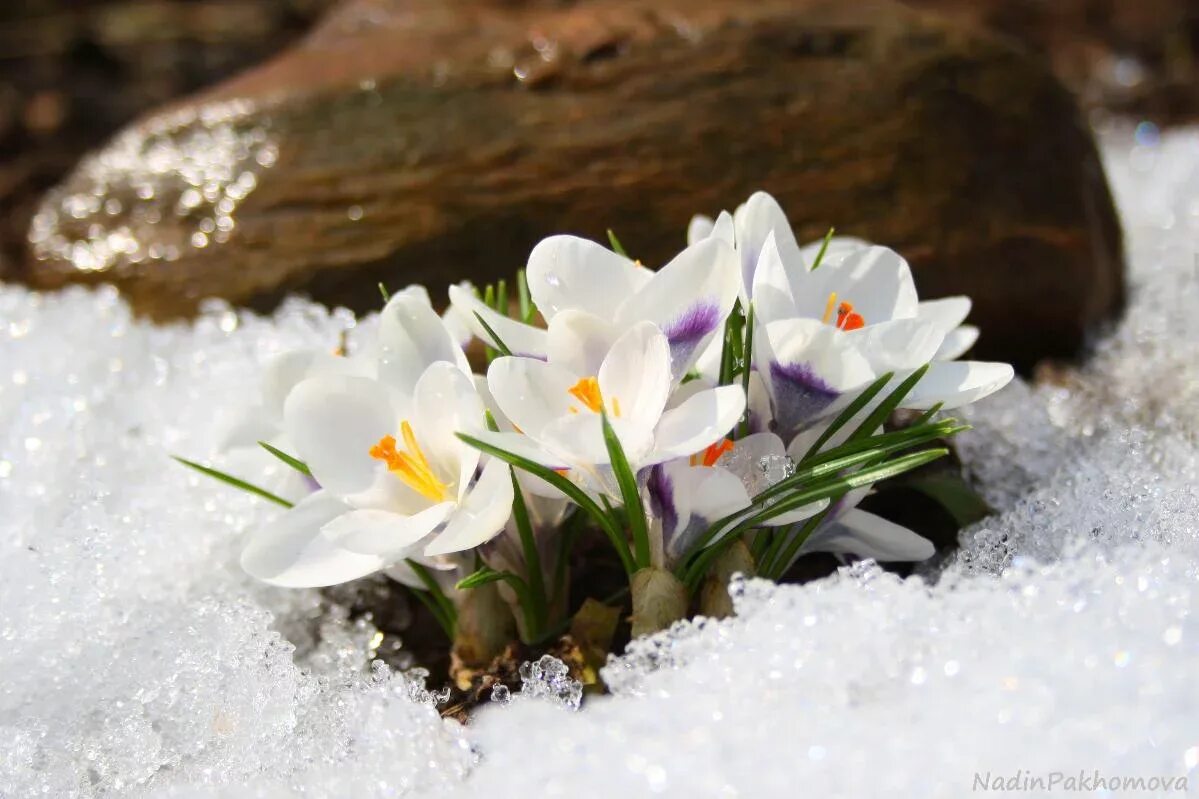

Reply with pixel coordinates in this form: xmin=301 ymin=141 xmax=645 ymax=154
xmin=568 ymin=376 xmax=604 ymax=413
xmin=690 ymin=438 xmax=735 ymax=468
xmin=836 ymin=301 xmax=865 ymax=331
xmin=368 ymin=421 xmax=450 ymax=503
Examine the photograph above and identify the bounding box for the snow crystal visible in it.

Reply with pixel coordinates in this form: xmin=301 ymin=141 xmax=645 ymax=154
xmin=4 ymin=123 xmax=1199 ymax=797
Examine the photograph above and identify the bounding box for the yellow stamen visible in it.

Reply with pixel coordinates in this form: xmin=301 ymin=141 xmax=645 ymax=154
xmin=568 ymin=376 xmax=604 ymax=413
xmin=821 ymin=291 xmax=838 ymax=324
xmin=612 ymin=396 xmax=622 ymax=418
xmin=368 ymin=421 xmax=450 ymax=502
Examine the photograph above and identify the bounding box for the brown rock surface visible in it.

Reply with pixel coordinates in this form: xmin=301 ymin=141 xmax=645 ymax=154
xmin=18 ymin=0 xmax=1125 ymax=370
xmin=905 ymin=0 xmax=1199 ymax=122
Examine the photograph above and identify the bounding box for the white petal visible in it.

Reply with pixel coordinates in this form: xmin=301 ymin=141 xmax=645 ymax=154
xmin=749 ymin=232 xmax=799 ymax=324
xmin=733 ymin=191 xmax=804 ymax=293
xmin=383 ymin=555 xmax=458 ymax=591
xmin=412 ymin=362 xmax=485 ymax=499
xmin=598 ymin=323 xmax=672 ymax=432
xmin=541 ymin=413 xmax=655 ymax=467
xmin=799 ymin=509 xmax=934 ymax=561
xmin=900 ymin=361 xmax=1015 ymax=410
xmin=657 ymin=460 xmax=748 ymax=559
xmin=694 ymin=336 xmax=724 ymax=384
xmin=840 ymin=318 xmax=945 ymax=373
xmin=687 ymin=214 xmax=714 ymax=245
xmin=916 ymin=297 xmax=972 ymax=336
xmin=263 ymin=350 xmax=364 ymax=417
xmin=322 ymin=503 xmax=454 ymax=555
xmin=241 ymin=492 xmax=386 ymax=587
xmin=648 ymin=385 xmax=746 ymax=465
xmin=798 ymin=246 xmax=919 ymax=323
xmin=377 ymin=291 xmax=470 ymax=398
xmin=646 ymin=461 xmax=693 ymax=543
xmin=615 ymin=237 xmax=741 ymax=378
xmin=746 ymin=370 xmax=773 ymax=434
xmin=526 ymin=235 xmax=652 ymax=321
xmin=710 ymin=211 xmax=736 ymax=247
xmin=442 ymin=281 xmax=477 ymax=347
xmin=756 ymin=319 xmax=876 ymax=434
xmin=487 ymin=356 xmax=580 ymax=439
xmin=447 ymin=283 xmax=548 ymax=358
xmin=688 ymin=466 xmax=751 ymax=529
xmin=935 ymin=325 xmax=979 ymax=360
xmin=424 ymin=459 xmax=514 ymax=556
xmin=546 ymin=310 xmax=621 ymax=377
xmin=284 ymin=375 xmax=395 ymax=497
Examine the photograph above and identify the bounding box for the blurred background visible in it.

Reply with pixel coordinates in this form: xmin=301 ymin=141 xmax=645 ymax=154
xmin=1 ymin=0 xmax=1196 ymax=369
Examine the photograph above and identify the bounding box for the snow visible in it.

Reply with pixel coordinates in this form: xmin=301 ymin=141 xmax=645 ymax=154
xmin=3 ymin=124 xmax=1199 ymax=797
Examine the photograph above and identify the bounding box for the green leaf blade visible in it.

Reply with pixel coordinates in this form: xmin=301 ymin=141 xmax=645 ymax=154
xmin=172 ymin=456 xmax=293 ymax=508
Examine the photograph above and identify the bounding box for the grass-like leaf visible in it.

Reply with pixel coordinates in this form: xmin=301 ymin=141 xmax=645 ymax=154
xmin=739 ymin=303 xmax=755 ymax=438
xmin=749 ymin=448 xmax=948 ymax=529
xmin=457 ymin=432 xmax=636 ymax=576
xmin=681 ymin=419 xmax=962 ymax=563
xmin=905 ymin=473 xmax=994 ymax=528
xmin=800 ymin=371 xmax=894 ymax=460
xmin=602 ymin=412 xmax=650 ymax=569
xmin=495 ymin=278 xmax=508 ymax=317
xmin=516 ymin=268 xmax=535 ymax=323
xmin=407 ymin=558 xmax=457 ymax=637
xmin=845 ymin=365 xmax=930 ymax=445
xmin=473 ymin=312 xmax=514 ymax=357
xmin=258 ymin=441 xmax=312 ymax=476
xmin=808 ymin=227 xmax=837 ymax=271
xmin=510 ymin=468 xmax=548 ymax=632
xmin=680 ymin=447 xmax=949 ymax=586
xmin=455 ymin=565 xmax=507 ymax=590
xmin=759 ymin=508 xmax=831 ymax=580
xmin=719 ymin=302 xmax=745 ymax=386
xmin=607 ymin=228 xmax=629 ymax=258
xmin=172 ymin=456 xmax=293 ymax=508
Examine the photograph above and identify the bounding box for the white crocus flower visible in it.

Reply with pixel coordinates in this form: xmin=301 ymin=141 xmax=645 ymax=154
xmin=689 ymin=191 xmax=981 ymax=373
xmin=477 ymin=317 xmax=745 ymax=499
xmin=688 ymin=191 xmax=869 ymax=304
xmin=449 ymin=235 xmax=741 ymax=379
xmin=240 ymin=292 xmax=513 ymax=587
xmin=744 ymin=232 xmax=1012 ymax=439
xmin=644 ymin=432 xmax=828 ymax=568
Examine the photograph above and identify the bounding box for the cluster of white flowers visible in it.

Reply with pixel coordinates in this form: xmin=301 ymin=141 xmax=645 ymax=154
xmin=216 ymin=191 xmax=1013 ymax=637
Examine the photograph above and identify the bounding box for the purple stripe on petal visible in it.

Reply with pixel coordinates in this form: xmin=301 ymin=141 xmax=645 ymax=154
xmin=769 ymin=360 xmax=840 ymax=436
xmin=647 ymin=464 xmax=679 ymax=541
xmin=661 ymin=300 xmax=722 ymax=374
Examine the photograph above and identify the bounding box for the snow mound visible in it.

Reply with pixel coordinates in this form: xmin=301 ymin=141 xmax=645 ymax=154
xmin=2 ymin=124 xmax=1198 ymax=797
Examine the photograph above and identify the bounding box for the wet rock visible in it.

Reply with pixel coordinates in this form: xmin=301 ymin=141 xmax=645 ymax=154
xmin=0 ymin=0 xmax=336 ymax=273
xmin=21 ymin=0 xmax=1124 ymax=370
